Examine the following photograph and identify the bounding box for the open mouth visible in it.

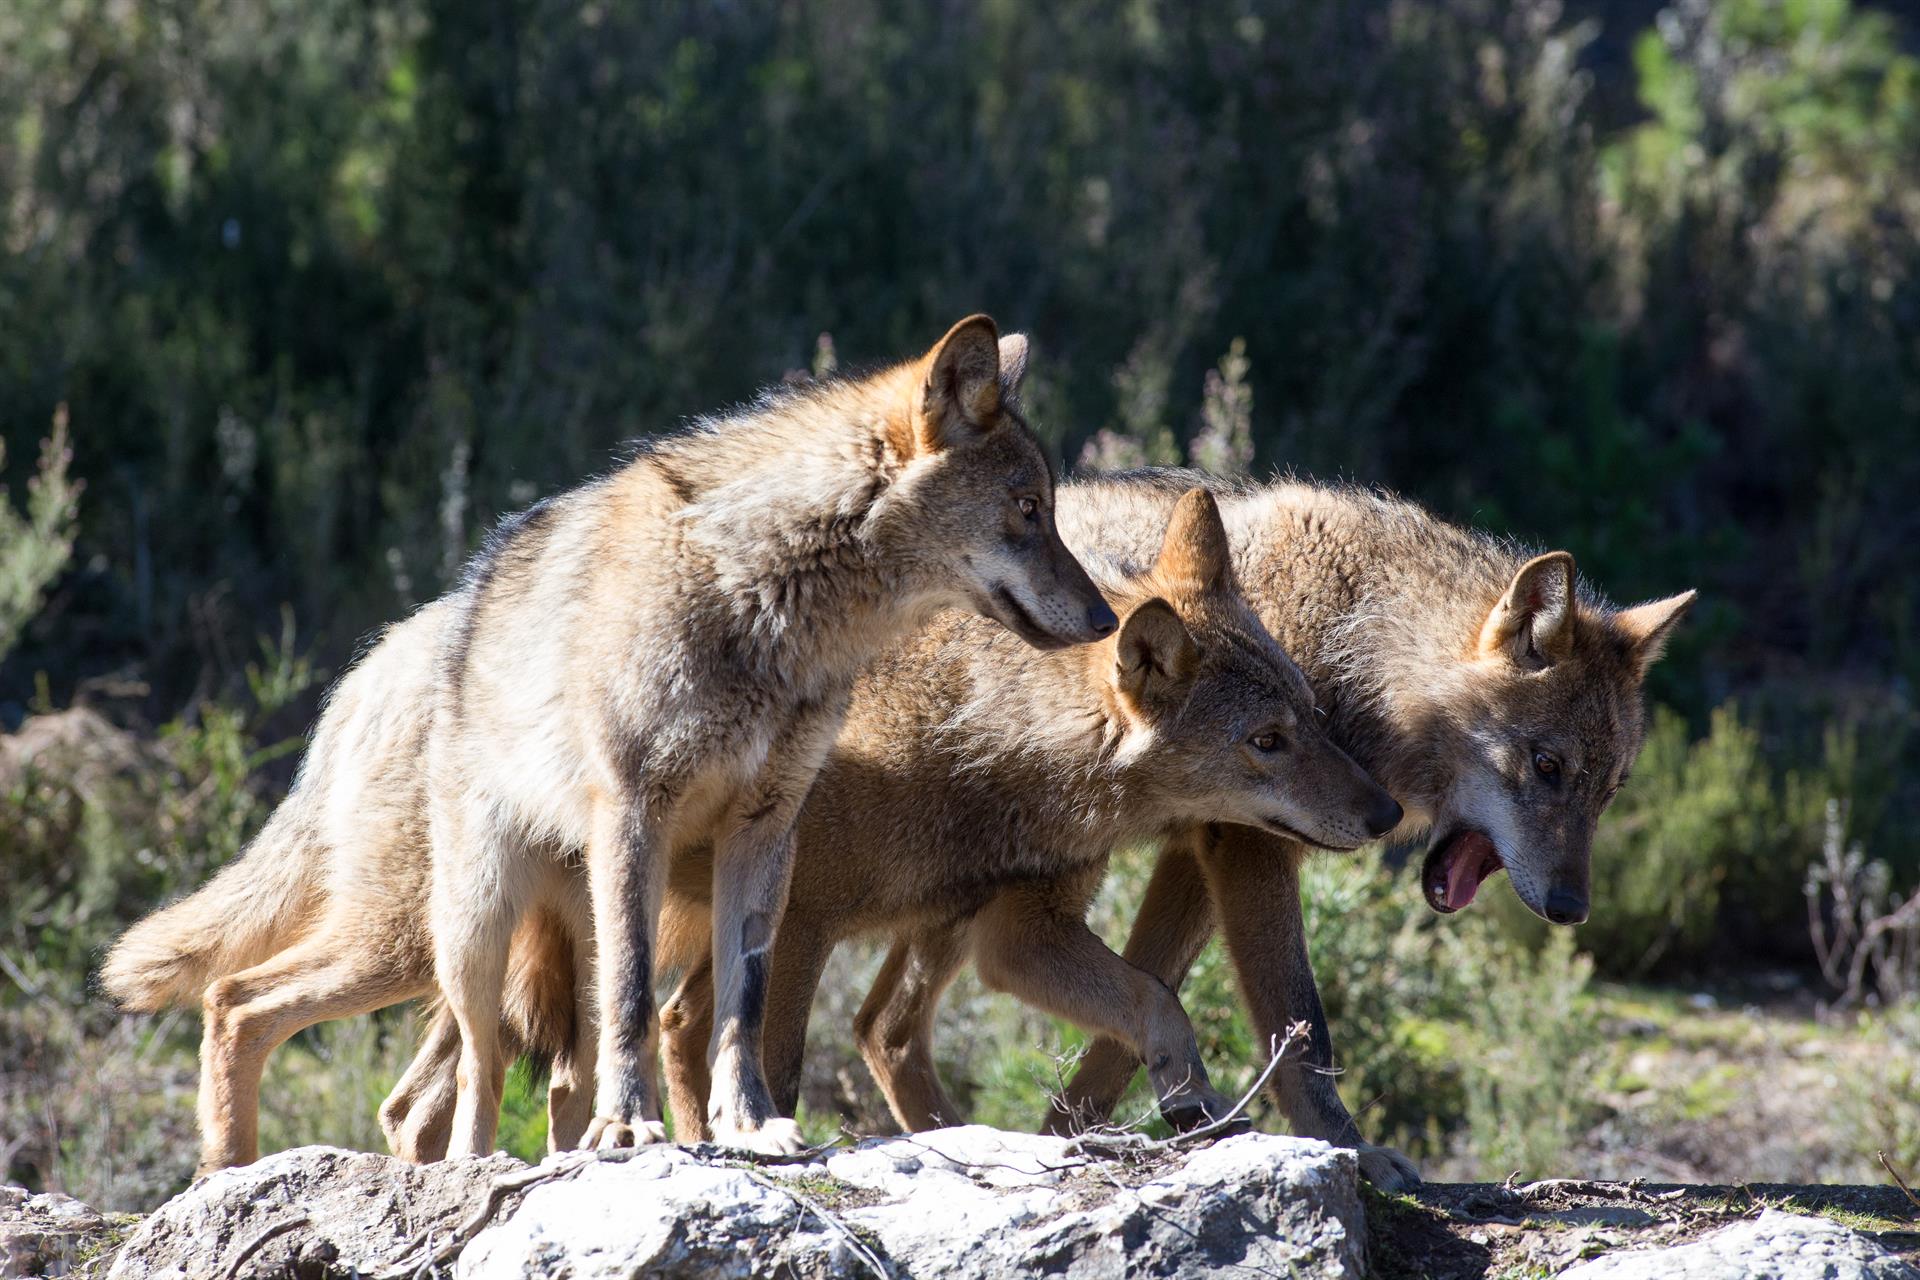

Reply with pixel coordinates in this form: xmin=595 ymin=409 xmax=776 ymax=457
xmin=990 ymin=585 xmax=1073 ymax=650
xmin=1421 ymin=829 xmax=1505 ymax=914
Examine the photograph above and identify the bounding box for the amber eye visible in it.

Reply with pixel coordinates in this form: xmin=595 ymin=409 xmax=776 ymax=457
xmin=1533 ymin=751 xmax=1561 ymax=781
xmin=1251 ymin=731 xmax=1284 ymax=753
xmin=1016 ymin=495 xmax=1038 ymax=519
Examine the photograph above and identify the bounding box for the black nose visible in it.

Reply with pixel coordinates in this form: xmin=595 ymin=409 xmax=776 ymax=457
xmin=1087 ymin=601 xmax=1118 ymax=637
xmin=1544 ymin=888 xmax=1589 ymax=926
xmin=1364 ymin=794 xmax=1404 ymax=839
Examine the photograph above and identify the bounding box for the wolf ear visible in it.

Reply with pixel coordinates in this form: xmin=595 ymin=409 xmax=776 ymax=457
xmin=1115 ymin=598 xmax=1199 ymax=715
xmin=1478 ymin=551 xmax=1576 ymax=667
xmin=1153 ymin=488 xmax=1234 ymax=596
xmin=997 ymin=333 xmax=1031 ymax=404
xmin=1614 ymin=590 xmax=1696 ymax=677
xmin=917 ymin=314 xmax=1004 ymax=453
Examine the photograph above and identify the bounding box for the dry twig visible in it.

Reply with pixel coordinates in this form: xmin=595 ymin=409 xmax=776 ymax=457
xmin=1880 ymin=1151 xmax=1920 ymax=1214
xmin=1064 ymin=1021 xmax=1311 ymax=1160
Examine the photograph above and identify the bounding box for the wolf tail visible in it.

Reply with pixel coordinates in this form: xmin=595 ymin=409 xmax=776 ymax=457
xmin=100 ymin=809 xmax=323 ymax=1011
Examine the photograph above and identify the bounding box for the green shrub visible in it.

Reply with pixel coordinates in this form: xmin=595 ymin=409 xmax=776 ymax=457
xmin=1840 ymin=1001 xmax=1920 ymax=1177
xmin=0 ymin=407 xmax=80 ymax=665
xmin=1446 ymin=928 xmax=1602 ymax=1179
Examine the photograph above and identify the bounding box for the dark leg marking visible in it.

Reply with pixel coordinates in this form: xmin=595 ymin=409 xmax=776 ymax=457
xmin=737 ymin=950 xmax=769 ymax=1037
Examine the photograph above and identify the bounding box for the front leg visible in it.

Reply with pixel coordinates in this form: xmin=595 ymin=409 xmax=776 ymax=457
xmin=1192 ymin=824 xmax=1421 ymax=1191
xmin=1052 ymin=835 xmax=1217 ymax=1132
xmin=706 ymin=820 xmax=807 ymax=1152
xmin=855 ymin=926 xmax=972 ymax=1131
xmin=705 ymin=707 xmax=841 ymax=1154
xmin=581 ymin=792 xmax=671 ymax=1149
xmin=974 ymin=876 xmax=1232 ymax=1135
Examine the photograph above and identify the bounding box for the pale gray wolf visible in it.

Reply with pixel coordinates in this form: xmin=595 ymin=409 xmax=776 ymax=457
xmin=101 ymin=315 xmax=1114 ymax=1169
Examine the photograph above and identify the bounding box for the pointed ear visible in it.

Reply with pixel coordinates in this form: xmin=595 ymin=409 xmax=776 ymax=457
xmin=916 ymin=314 xmax=1003 ymax=454
xmin=1478 ymin=551 xmax=1576 ymax=666
xmin=1115 ymin=598 xmax=1199 ymax=715
xmin=1153 ymin=488 xmax=1234 ymax=596
xmin=997 ymin=333 xmax=1030 ymax=404
xmin=1614 ymin=590 xmax=1695 ymax=677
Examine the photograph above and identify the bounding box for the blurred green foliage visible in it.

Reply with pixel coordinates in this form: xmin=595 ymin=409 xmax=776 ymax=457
xmin=0 ymin=408 xmax=79 ymax=663
xmin=2 ymin=0 xmax=1917 ymax=716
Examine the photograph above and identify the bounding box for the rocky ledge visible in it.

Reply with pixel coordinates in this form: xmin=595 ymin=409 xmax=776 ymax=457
xmin=5 ymin=1130 xmax=1917 ymax=1278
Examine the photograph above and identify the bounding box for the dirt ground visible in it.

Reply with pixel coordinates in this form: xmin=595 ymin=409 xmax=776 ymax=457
xmin=1423 ymin=976 xmax=1910 ymax=1187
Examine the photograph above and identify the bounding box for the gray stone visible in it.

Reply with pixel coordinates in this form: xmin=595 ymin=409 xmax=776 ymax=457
xmin=102 ymin=1129 xmax=1364 ymax=1279
xmin=0 ymin=1184 xmax=122 ymax=1278
xmin=104 ymin=1147 xmax=519 ymax=1279
xmin=1560 ymin=1209 xmax=1919 ymax=1280
xmin=461 ymin=1126 xmax=1365 ymax=1279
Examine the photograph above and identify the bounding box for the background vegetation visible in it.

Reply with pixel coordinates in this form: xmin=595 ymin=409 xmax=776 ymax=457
xmin=3 ymin=0 xmax=1917 ymax=1206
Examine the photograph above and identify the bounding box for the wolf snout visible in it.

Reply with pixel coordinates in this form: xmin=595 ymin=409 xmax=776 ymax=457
xmin=1086 ymin=600 xmax=1119 ymax=638
xmin=1544 ymin=887 xmax=1589 ymax=926
xmin=1364 ymin=792 xmax=1404 ymax=840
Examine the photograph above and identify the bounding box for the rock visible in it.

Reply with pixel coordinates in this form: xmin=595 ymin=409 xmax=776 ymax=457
xmin=105 ymin=1147 xmax=520 ymax=1279
xmin=1559 ymin=1208 xmax=1919 ymax=1280
xmin=463 ymin=1126 xmax=1365 ymax=1279
xmin=103 ymin=1129 xmax=1365 ymax=1279
xmin=0 ymin=1184 xmax=125 ymax=1278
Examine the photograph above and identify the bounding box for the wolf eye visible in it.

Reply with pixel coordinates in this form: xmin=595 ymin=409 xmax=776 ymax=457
xmin=1533 ymin=751 xmax=1561 ymax=782
xmin=1251 ymin=731 xmax=1284 ymax=753
xmin=1016 ymin=495 xmax=1038 ymax=519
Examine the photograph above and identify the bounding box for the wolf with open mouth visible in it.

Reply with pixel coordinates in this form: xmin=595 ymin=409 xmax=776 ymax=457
xmin=1047 ymin=468 xmax=1696 ymax=1189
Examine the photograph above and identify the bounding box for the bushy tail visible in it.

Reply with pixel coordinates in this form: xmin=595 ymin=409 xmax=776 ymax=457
xmin=100 ymin=813 xmax=322 ymax=1011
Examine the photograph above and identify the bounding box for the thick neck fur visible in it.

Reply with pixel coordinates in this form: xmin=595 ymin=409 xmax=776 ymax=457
xmin=931 ymin=578 xmax=1184 ymax=842
xmin=622 ymin=368 xmax=946 ymax=683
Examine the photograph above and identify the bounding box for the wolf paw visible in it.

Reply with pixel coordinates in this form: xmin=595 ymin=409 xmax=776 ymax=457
xmin=581 ymin=1116 xmax=669 ymax=1150
xmin=1160 ymin=1087 xmax=1250 ymax=1136
xmin=709 ymin=1115 xmax=806 ymax=1156
xmin=1355 ymin=1141 xmax=1421 ymax=1191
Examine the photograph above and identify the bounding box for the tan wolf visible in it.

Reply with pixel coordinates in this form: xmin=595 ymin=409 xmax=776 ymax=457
xmin=383 ymin=486 xmax=1405 ymax=1175
xmin=101 ymin=316 xmax=1115 ymax=1168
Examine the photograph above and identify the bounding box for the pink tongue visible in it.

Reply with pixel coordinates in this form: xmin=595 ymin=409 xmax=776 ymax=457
xmin=1445 ymin=833 xmax=1498 ymax=910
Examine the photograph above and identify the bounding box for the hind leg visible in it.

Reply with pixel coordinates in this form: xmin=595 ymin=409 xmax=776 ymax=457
xmin=540 ymin=915 xmax=598 ymax=1154
xmin=660 ymin=951 xmax=715 ymax=1142
xmin=379 ymin=1003 xmax=463 ymax=1162
xmin=431 ymin=796 xmax=543 ymax=1160
xmin=496 ymin=894 xmax=596 ymax=1154
xmin=382 ymin=900 xmax=574 ymax=1162
xmin=855 ymin=925 xmax=970 ymax=1130
xmin=197 ymin=934 xmax=430 ymax=1172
